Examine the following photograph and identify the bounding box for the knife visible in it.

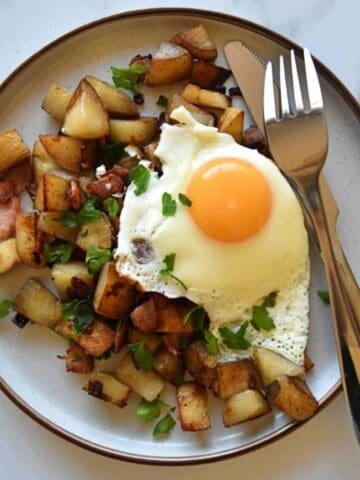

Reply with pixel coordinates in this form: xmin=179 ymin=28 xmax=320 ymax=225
xmin=225 ymin=41 xmax=360 ymax=373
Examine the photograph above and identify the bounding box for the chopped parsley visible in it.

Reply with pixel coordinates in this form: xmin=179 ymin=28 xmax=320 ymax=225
xmin=178 ymin=193 xmax=192 ymax=207
xmin=159 ymin=253 xmax=187 ymax=290
xmin=204 ymin=330 xmax=220 ymax=355
xmin=153 ymin=414 xmax=176 ymax=437
xmin=317 ymin=290 xmax=330 ymax=305
xmin=250 ymin=305 xmax=276 ymax=332
xmin=111 ymin=64 xmax=147 ymax=94
xmin=137 ymin=398 xmax=173 ymax=423
xmin=85 ymin=246 xmax=112 ymax=274
xmin=128 ymin=342 xmax=154 ymax=371
xmin=103 ymin=197 xmax=121 ymax=219
xmin=162 ymin=192 xmax=177 ymax=217
xmin=182 ymin=304 xmax=205 ymax=325
xmin=0 ymin=299 xmax=12 ymax=318
xmin=262 ymin=291 xmax=278 ymax=308
xmin=44 ymin=242 xmax=74 ymax=265
xmin=60 ymin=197 xmax=101 ymax=228
xmin=130 ymin=165 xmax=150 ymax=196
xmin=62 ymin=297 xmax=94 ymax=336
xmin=95 ymin=142 xmax=125 ymax=168
xmin=156 ymin=95 xmax=168 ymax=107
xmin=219 ymin=322 xmax=251 ymax=350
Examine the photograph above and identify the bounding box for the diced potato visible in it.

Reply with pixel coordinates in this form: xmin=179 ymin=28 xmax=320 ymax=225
xmin=15 ymin=213 xmax=45 ymax=268
xmin=83 ymin=372 xmax=131 ymax=407
xmin=62 ymin=79 xmax=109 ymax=139
xmin=38 ymin=212 xmax=79 ymax=242
xmin=182 ymin=84 xmax=230 ymax=109
xmin=0 ymin=239 xmax=20 ymax=274
xmin=185 ymin=341 xmax=218 ymax=388
xmin=155 ymin=300 xmax=194 ymax=334
xmin=34 ymin=173 xmax=71 ymax=211
xmin=113 ymin=319 xmax=128 ymax=353
xmin=145 ymin=41 xmax=192 ymax=86
xmin=218 ymin=107 xmax=244 ymax=142
xmin=253 ymin=347 xmax=305 ymax=387
xmin=153 ymin=347 xmax=184 ymax=385
xmin=177 ymin=382 xmax=210 ymax=431
xmin=85 ymin=75 xmax=139 ymax=118
xmin=41 ymin=84 xmax=72 ymax=122
xmin=213 ymin=359 xmax=260 ymax=399
xmin=75 ymin=319 xmax=115 ymax=357
xmin=14 ymin=278 xmax=62 ymax=327
xmin=65 ymin=343 xmax=94 ymax=373
xmin=39 ymin=135 xmax=95 ymax=172
xmin=126 ymin=327 xmax=162 ymax=354
xmin=32 ymin=140 xmax=60 ymax=184
xmin=93 ymin=262 xmax=135 ymax=319
xmin=191 ymin=60 xmax=231 ymax=88
xmin=172 ymin=25 xmax=217 ymax=61
xmin=223 ymin=390 xmax=270 ymax=427
xmin=130 ymin=298 xmax=157 ymax=332
xmin=166 ymin=94 xmax=214 ymax=126
xmin=76 ymin=213 xmax=112 ymax=250
xmin=0 ymin=129 xmax=30 ymax=172
xmin=51 ymin=261 xmax=95 ymax=300
xmin=109 ymin=118 xmax=158 ymax=146
xmin=129 ymin=54 xmax=152 ymax=79
xmin=115 ymin=352 xmax=165 ymax=402
xmin=266 ymin=375 xmax=318 ymax=421
xmin=56 ymin=318 xmax=114 ymax=357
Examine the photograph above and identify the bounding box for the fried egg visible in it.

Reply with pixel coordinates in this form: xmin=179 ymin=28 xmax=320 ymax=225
xmin=116 ymin=107 xmax=309 ymax=365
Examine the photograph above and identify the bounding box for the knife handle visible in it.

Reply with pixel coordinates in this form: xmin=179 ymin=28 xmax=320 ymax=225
xmin=319 ymin=176 xmax=360 ymax=330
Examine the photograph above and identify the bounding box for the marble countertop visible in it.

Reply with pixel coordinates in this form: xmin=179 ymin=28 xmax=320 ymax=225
xmin=0 ymin=1 xmax=359 ymax=478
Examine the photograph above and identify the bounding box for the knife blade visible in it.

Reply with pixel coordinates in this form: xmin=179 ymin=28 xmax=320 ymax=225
xmin=224 ymin=41 xmax=267 ymax=133
xmin=225 ymin=40 xmax=360 ymax=375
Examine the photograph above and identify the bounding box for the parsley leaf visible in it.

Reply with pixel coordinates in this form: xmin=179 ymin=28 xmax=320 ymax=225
xmin=183 ymin=304 xmax=205 ymax=325
xmin=128 ymin=342 xmax=154 ymax=371
xmin=60 ymin=197 xmax=101 ymax=228
xmin=250 ymin=305 xmax=276 ymax=332
xmin=204 ymin=330 xmax=220 ymax=354
xmin=137 ymin=398 xmax=172 ymax=423
xmin=130 ymin=165 xmax=150 ymax=196
xmin=111 ymin=64 xmax=147 ymax=94
xmin=159 ymin=253 xmax=187 ymax=290
xmin=44 ymin=242 xmax=74 ymax=265
xmin=161 ymin=253 xmax=175 ymax=271
xmin=178 ymin=193 xmax=192 ymax=207
xmin=219 ymin=322 xmax=251 ymax=350
xmin=262 ymin=291 xmax=278 ymax=308
xmin=85 ymin=246 xmax=112 ymax=275
xmin=153 ymin=414 xmax=176 ymax=437
xmin=317 ymin=290 xmax=330 ymax=305
xmin=162 ymin=192 xmax=177 ymax=217
xmin=0 ymin=299 xmax=12 ymax=318
xmin=96 ymin=142 xmax=125 ymax=168
xmin=156 ymin=95 xmax=168 ymax=107
xmin=62 ymin=297 xmax=94 ymax=336
xmin=103 ymin=197 xmax=121 ymax=219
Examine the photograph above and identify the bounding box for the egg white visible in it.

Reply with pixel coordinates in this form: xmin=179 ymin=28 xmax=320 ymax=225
xmin=116 ymin=107 xmax=310 ymax=365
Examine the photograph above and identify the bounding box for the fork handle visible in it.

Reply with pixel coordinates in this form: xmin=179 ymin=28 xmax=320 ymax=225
xmin=305 ymin=185 xmax=360 ymax=441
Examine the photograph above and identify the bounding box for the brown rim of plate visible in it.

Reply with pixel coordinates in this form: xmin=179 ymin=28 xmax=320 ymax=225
xmin=0 ymin=6 xmax=351 ymax=466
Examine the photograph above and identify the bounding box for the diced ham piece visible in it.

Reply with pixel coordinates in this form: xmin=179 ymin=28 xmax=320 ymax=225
xmin=68 ymin=180 xmax=82 ymax=210
xmin=87 ymin=173 xmax=124 ymax=200
xmin=0 ymin=196 xmax=21 ymax=240
xmin=0 ymin=181 xmax=15 ymax=203
xmin=1 ymin=160 xmax=33 ymax=195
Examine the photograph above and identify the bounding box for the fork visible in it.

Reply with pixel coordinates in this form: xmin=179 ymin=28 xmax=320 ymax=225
xmin=263 ymin=48 xmax=360 ymax=441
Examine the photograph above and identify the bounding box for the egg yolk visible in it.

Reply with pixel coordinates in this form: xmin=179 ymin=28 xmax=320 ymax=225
xmin=186 ymin=157 xmax=272 ymax=242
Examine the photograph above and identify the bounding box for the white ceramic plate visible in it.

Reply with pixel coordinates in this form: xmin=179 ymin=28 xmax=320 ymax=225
xmin=0 ymin=8 xmax=359 ymax=465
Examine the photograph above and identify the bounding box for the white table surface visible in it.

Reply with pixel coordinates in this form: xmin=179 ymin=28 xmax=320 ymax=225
xmin=1 ymin=1 xmax=359 ymax=478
